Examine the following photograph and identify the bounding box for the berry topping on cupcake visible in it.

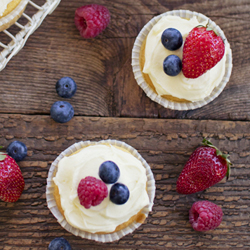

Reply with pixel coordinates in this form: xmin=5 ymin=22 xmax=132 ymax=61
xmin=75 ymin=4 xmax=110 ymax=39
xmin=110 ymin=183 xmax=130 ymax=205
xmin=163 ymin=54 xmax=182 ymax=76
xmin=99 ymin=161 xmax=120 ymax=184
xmin=77 ymin=176 xmax=108 ymax=209
xmin=189 ymin=200 xmax=223 ymax=231
xmin=182 ymin=26 xmax=225 ymax=78
xmin=161 ymin=28 xmax=183 ymax=51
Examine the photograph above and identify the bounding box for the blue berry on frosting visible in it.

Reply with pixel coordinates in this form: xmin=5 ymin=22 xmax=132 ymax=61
xmin=99 ymin=161 xmax=120 ymax=184
xmin=110 ymin=183 xmax=130 ymax=205
xmin=163 ymin=55 xmax=182 ymax=76
xmin=161 ymin=28 xmax=183 ymax=51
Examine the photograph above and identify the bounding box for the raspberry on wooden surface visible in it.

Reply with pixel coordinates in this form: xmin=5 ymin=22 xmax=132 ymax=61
xmin=74 ymin=4 xmax=110 ymax=39
xmin=189 ymin=200 xmax=223 ymax=231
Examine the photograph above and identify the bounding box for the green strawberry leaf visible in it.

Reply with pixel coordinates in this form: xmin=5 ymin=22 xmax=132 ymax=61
xmin=206 ymin=27 xmax=214 ymax=32
xmin=202 ymin=138 xmax=232 ymax=179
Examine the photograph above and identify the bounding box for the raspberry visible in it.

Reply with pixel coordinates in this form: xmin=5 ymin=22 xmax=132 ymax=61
xmin=74 ymin=4 xmax=110 ymax=39
xmin=189 ymin=201 xmax=223 ymax=231
xmin=77 ymin=176 xmax=108 ymax=209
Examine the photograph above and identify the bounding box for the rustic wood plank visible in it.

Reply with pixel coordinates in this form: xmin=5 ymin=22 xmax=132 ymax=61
xmin=0 ymin=0 xmax=249 ymax=120
xmin=0 ymin=115 xmax=249 ymax=249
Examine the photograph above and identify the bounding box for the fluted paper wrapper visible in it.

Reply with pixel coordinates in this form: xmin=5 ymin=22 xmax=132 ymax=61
xmin=0 ymin=0 xmax=29 ymax=31
xmin=131 ymin=9 xmax=233 ymax=110
xmin=46 ymin=140 xmax=156 ymax=242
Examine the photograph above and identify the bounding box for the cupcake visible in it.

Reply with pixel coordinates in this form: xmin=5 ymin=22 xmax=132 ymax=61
xmin=132 ymin=10 xmax=233 ymax=110
xmin=0 ymin=0 xmax=28 ymax=31
xmin=46 ymin=140 xmax=155 ymax=242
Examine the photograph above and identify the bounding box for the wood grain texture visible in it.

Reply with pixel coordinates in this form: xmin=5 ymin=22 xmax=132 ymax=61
xmin=0 ymin=0 xmax=249 ymax=119
xmin=0 ymin=115 xmax=249 ymax=249
xmin=0 ymin=0 xmax=250 ymax=249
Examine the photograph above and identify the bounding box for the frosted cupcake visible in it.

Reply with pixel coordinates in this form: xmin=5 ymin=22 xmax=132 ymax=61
xmin=0 ymin=0 xmax=28 ymax=31
xmin=46 ymin=140 xmax=155 ymax=242
xmin=132 ymin=10 xmax=233 ymax=110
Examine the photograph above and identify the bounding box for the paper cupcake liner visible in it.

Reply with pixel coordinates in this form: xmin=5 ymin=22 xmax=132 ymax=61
xmin=0 ymin=0 xmax=29 ymax=30
xmin=46 ymin=139 xmax=156 ymax=243
xmin=131 ymin=9 xmax=233 ymax=110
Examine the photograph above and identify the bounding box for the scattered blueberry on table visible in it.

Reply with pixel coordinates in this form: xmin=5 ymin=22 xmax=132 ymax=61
xmin=48 ymin=237 xmax=71 ymax=250
xmin=50 ymin=101 xmax=74 ymax=123
xmin=6 ymin=141 xmax=27 ymax=162
xmin=56 ymin=77 xmax=77 ymax=98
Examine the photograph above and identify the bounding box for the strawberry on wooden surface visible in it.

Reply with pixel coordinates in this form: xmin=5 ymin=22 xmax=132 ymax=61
xmin=0 ymin=153 xmax=25 ymax=202
xmin=182 ymin=26 xmax=225 ymax=78
xmin=176 ymin=139 xmax=231 ymax=194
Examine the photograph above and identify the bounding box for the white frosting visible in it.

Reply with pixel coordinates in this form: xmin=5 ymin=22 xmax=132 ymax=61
xmin=143 ymin=15 xmax=229 ymax=102
xmin=53 ymin=144 xmax=149 ymax=233
xmin=0 ymin=0 xmax=13 ymax=17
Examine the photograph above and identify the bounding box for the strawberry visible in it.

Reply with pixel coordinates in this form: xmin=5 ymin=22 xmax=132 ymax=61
xmin=176 ymin=139 xmax=231 ymax=194
xmin=182 ymin=26 xmax=225 ymax=78
xmin=0 ymin=153 xmax=25 ymax=202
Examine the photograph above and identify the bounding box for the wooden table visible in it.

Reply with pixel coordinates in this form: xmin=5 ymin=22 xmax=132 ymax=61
xmin=0 ymin=0 xmax=249 ymax=249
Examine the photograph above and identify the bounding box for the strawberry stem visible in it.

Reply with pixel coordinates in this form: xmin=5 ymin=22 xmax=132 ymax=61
xmin=202 ymin=138 xmax=231 ymax=179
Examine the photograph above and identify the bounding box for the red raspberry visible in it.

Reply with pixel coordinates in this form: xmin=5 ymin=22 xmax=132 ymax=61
xmin=189 ymin=201 xmax=223 ymax=231
xmin=74 ymin=4 xmax=110 ymax=39
xmin=77 ymin=176 xmax=108 ymax=209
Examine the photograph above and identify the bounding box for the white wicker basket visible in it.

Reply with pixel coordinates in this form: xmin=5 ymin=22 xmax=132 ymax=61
xmin=0 ymin=0 xmax=61 ymax=71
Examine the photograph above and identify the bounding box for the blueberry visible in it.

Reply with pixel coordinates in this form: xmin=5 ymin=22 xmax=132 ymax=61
xmin=48 ymin=237 xmax=71 ymax=250
xmin=6 ymin=141 xmax=27 ymax=162
xmin=110 ymin=183 xmax=129 ymax=205
xmin=50 ymin=101 xmax=74 ymax=123
xmin=99 ymin=161 xmax=120 ymax=184
xmin=56 ymin=77 xmax=77 ymax=98
xmin=163 ymin=55 xmax=182 ymax=76
xmin=161 ymin=28 xmax=183 ymax=51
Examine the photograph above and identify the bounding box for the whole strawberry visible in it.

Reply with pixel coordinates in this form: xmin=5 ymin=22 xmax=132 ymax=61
xmin=189 ymin=200 xmax=223 ymax=231
xmin=182 ymin=26 xmax=225 ymax=78
xmin=176 ymin=139 xmax=231 ymax=194
xmin=0 ymin=153 xmax=25 ymax=202
xmin=75 ymin=4 xmax=110 ymax=39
